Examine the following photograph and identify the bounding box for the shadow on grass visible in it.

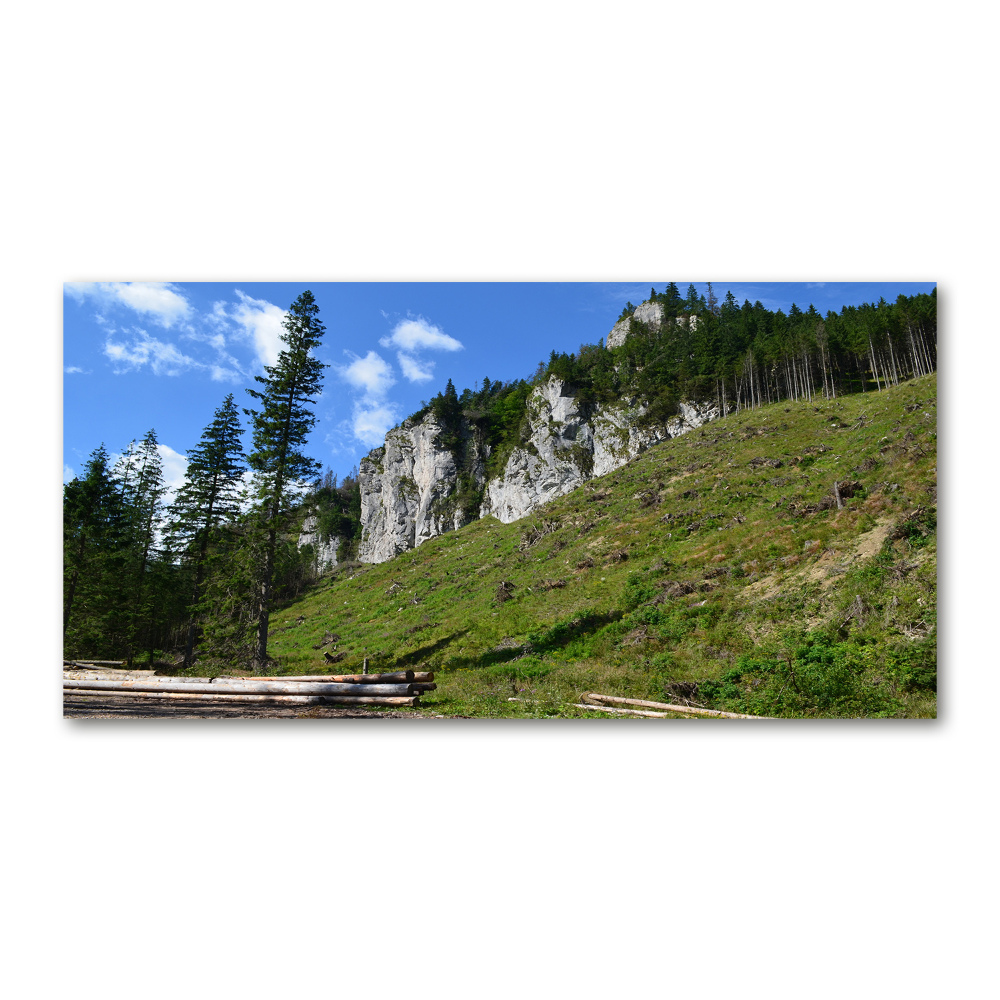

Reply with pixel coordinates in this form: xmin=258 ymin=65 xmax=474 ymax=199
xmin=442 ymin=610 xmax=623 ymax=672
xmin=395 ymin=630 xmax=469 ymax=667
xmin=529 ymin=610 xmax=621 ymax=655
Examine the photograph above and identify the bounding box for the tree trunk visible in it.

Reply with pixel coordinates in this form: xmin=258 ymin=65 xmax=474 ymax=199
xmin=65 ymin=678 xmax=416 ymax=696
xmin=868 ymin=337 xmax=881 ymax=391
xmin=887 ymin=334 xmax=900 ymax=386
xmin=252 ymin=523 xmax=277 ymax=674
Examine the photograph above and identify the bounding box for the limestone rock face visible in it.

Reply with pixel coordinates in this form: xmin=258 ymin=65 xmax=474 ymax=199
xmin=297 ymin=515 xmax=339 ymax=574
xmin=606 ymin=301 xmax=698 ymax=349
xmin=606 ymin=300 xmax=665 ymax=348
xmin=480 ymin=378 xmax=594 ymax=524
xmin=358 ymin=415 xmax=485 ymax=564
xmin=481 ymin=377 xmax=720 ymax=524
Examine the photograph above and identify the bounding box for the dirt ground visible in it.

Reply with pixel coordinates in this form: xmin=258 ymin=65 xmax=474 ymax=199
xmin=64 ymin=692 xmax=441 ymax=720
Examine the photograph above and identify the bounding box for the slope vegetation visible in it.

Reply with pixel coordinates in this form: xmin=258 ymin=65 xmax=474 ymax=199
xmin=240 ymin=374 xmax=937 ymax=718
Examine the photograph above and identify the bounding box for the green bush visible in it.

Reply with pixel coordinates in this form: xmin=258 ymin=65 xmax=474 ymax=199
xmin=884 ymin=634 xmax=937 ymax=691
xmin=896 ymin=509 xmax=937 ymax=548
xmin=621 ymin=571 xmax=658 ymax=611
xmin=699 ymin=634 xmax=903 ymax=717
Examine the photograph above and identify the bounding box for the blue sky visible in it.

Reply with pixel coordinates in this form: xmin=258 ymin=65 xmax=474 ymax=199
xmin=63 ymin=280 xmax=936 ymax=497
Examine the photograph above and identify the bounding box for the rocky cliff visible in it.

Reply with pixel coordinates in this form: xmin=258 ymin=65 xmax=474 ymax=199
xmin=351 ymin=301 xmax=721 ymax=564
xmin=355 ymin=379 xmax=719 ymax=562
xmin=297 ymin=514 xmax=340 ymax=574
xmin=357 ymin=415 xmax=486 ymax=563
xmin=481 ymin=378 xmax=718 ymax=524
xmin=606 ymin=300 xmax=697 ymax=349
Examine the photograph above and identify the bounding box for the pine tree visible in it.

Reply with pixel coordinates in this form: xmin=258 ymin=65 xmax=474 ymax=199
xmin=244 ymin=291 xmax=328 ymax=672
xmin=706 ymin=282 xmax=719 ymax=317
xmin=117 ymin=429 xmax=167 ymax=665
xmin=63 ymin=444 xmax=126 ymax=649
xmin=663 ymin=283 xmax=682 ymax=316
xmin=168 ymin=393 xmax=246 ymax=667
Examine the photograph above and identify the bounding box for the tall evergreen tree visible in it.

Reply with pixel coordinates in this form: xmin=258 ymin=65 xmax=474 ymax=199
xmin=117 ymin=429 xmax=167 ymax=665
xmin=63 ymin=444 xmax=125 ymax=647
xmin=168 ymin=393 xmax=246 ymax=667
xmin=706 ymin=282 xmax=719 ymax=317
xmin=663 ymin=282 xmax=682 ymax=314
xmin=244 ymin=291 xmax=328 ymax=672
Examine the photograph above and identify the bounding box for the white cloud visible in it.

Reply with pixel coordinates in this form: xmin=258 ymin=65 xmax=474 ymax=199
xmin=377 ymin=315 xmax=462 ymax=384
xmin=397 ymin=351 xmax=434 ymax=382
xmin=72 ymin=287 xmax=281 ymax=384
xmin=335 ymin=349 xmax=401 ymax=446
xmin=338 ymin=350 xmax=396 ymax=396
xmin=352 ymin=402 xmax=399 ymax=447
xmin=230 ymin=290 xmax=286 ymax=368
xmin=206 ymin=300 xmax=231 ymax=330
xmin=180 ymin=327 xmax=227 ymax=351
xmin=379 ymin=316 xmax=463 ymax=353
xmin=64 ymin=365 xmax=89 ymax=374
xmin=158 ymin=444 xmax=189 ymax=505
xmin=103 ymin=328 xmax=199 ymax=376
xmin=65 ymin=282 xmax=193 ymax=329
xmin=209 ymin=364 xmax=243 ymax=382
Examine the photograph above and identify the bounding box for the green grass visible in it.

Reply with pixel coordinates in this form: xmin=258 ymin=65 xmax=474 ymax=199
xmin=202 ymin=374 xmax=937 ymax=719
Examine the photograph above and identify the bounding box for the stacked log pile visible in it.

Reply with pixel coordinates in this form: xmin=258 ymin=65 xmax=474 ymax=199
xmin=63 ymin=664 xmax=435 ymax=709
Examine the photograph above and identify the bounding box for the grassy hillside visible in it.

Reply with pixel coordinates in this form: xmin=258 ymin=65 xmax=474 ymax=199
xmin=220 ymin=374 xmax=937 ymax=719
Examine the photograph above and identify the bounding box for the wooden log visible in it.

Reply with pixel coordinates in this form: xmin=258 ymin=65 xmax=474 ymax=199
xmin=64 ymin=660 xmax=127 ymax=669
xmin=67 ymin=668 xmax=436 ymax=685
xmin=64 ymin=670 xmax=159 ymax=681
xmin=65 ymin=690 xmax=419 ymax=706
xmin=571 ymin=703 xmax=679 ymax=718
xmin=301 ymin=670 xmax=415 ymax=684
xmin=411 ymin=683 xmax=437 ymax=693
xmin=201 ymin=677 xmax=418 ymax=694
xmin=335 ymin=671 xmax=416 ymax=683
xmin=213 ymin=670 xmax=436 ymax=684
xmin=581 ymin=692 xmax=773 ymax=720
xmin=64 ymin=679 xmax=414 ymax=696
xmin=210 ymin=671 xmax=416 ymax=684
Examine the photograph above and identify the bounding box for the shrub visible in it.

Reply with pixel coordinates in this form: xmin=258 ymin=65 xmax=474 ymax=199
xmin=699 ymin=634 xmax=903 ymax=717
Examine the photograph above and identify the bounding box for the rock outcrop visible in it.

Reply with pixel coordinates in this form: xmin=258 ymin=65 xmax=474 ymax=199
xmin=297 ymin=515 xmax=340 ymax=574
xmin=481 ymin=378 xmax=718 ymax=524
xmin=607 ymin=300 xmax=665 ymax=348
xmin=358 ymin=415 xmax=486 ymax=563
xmin=606 ymin=300 xmax=697 ymax=349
